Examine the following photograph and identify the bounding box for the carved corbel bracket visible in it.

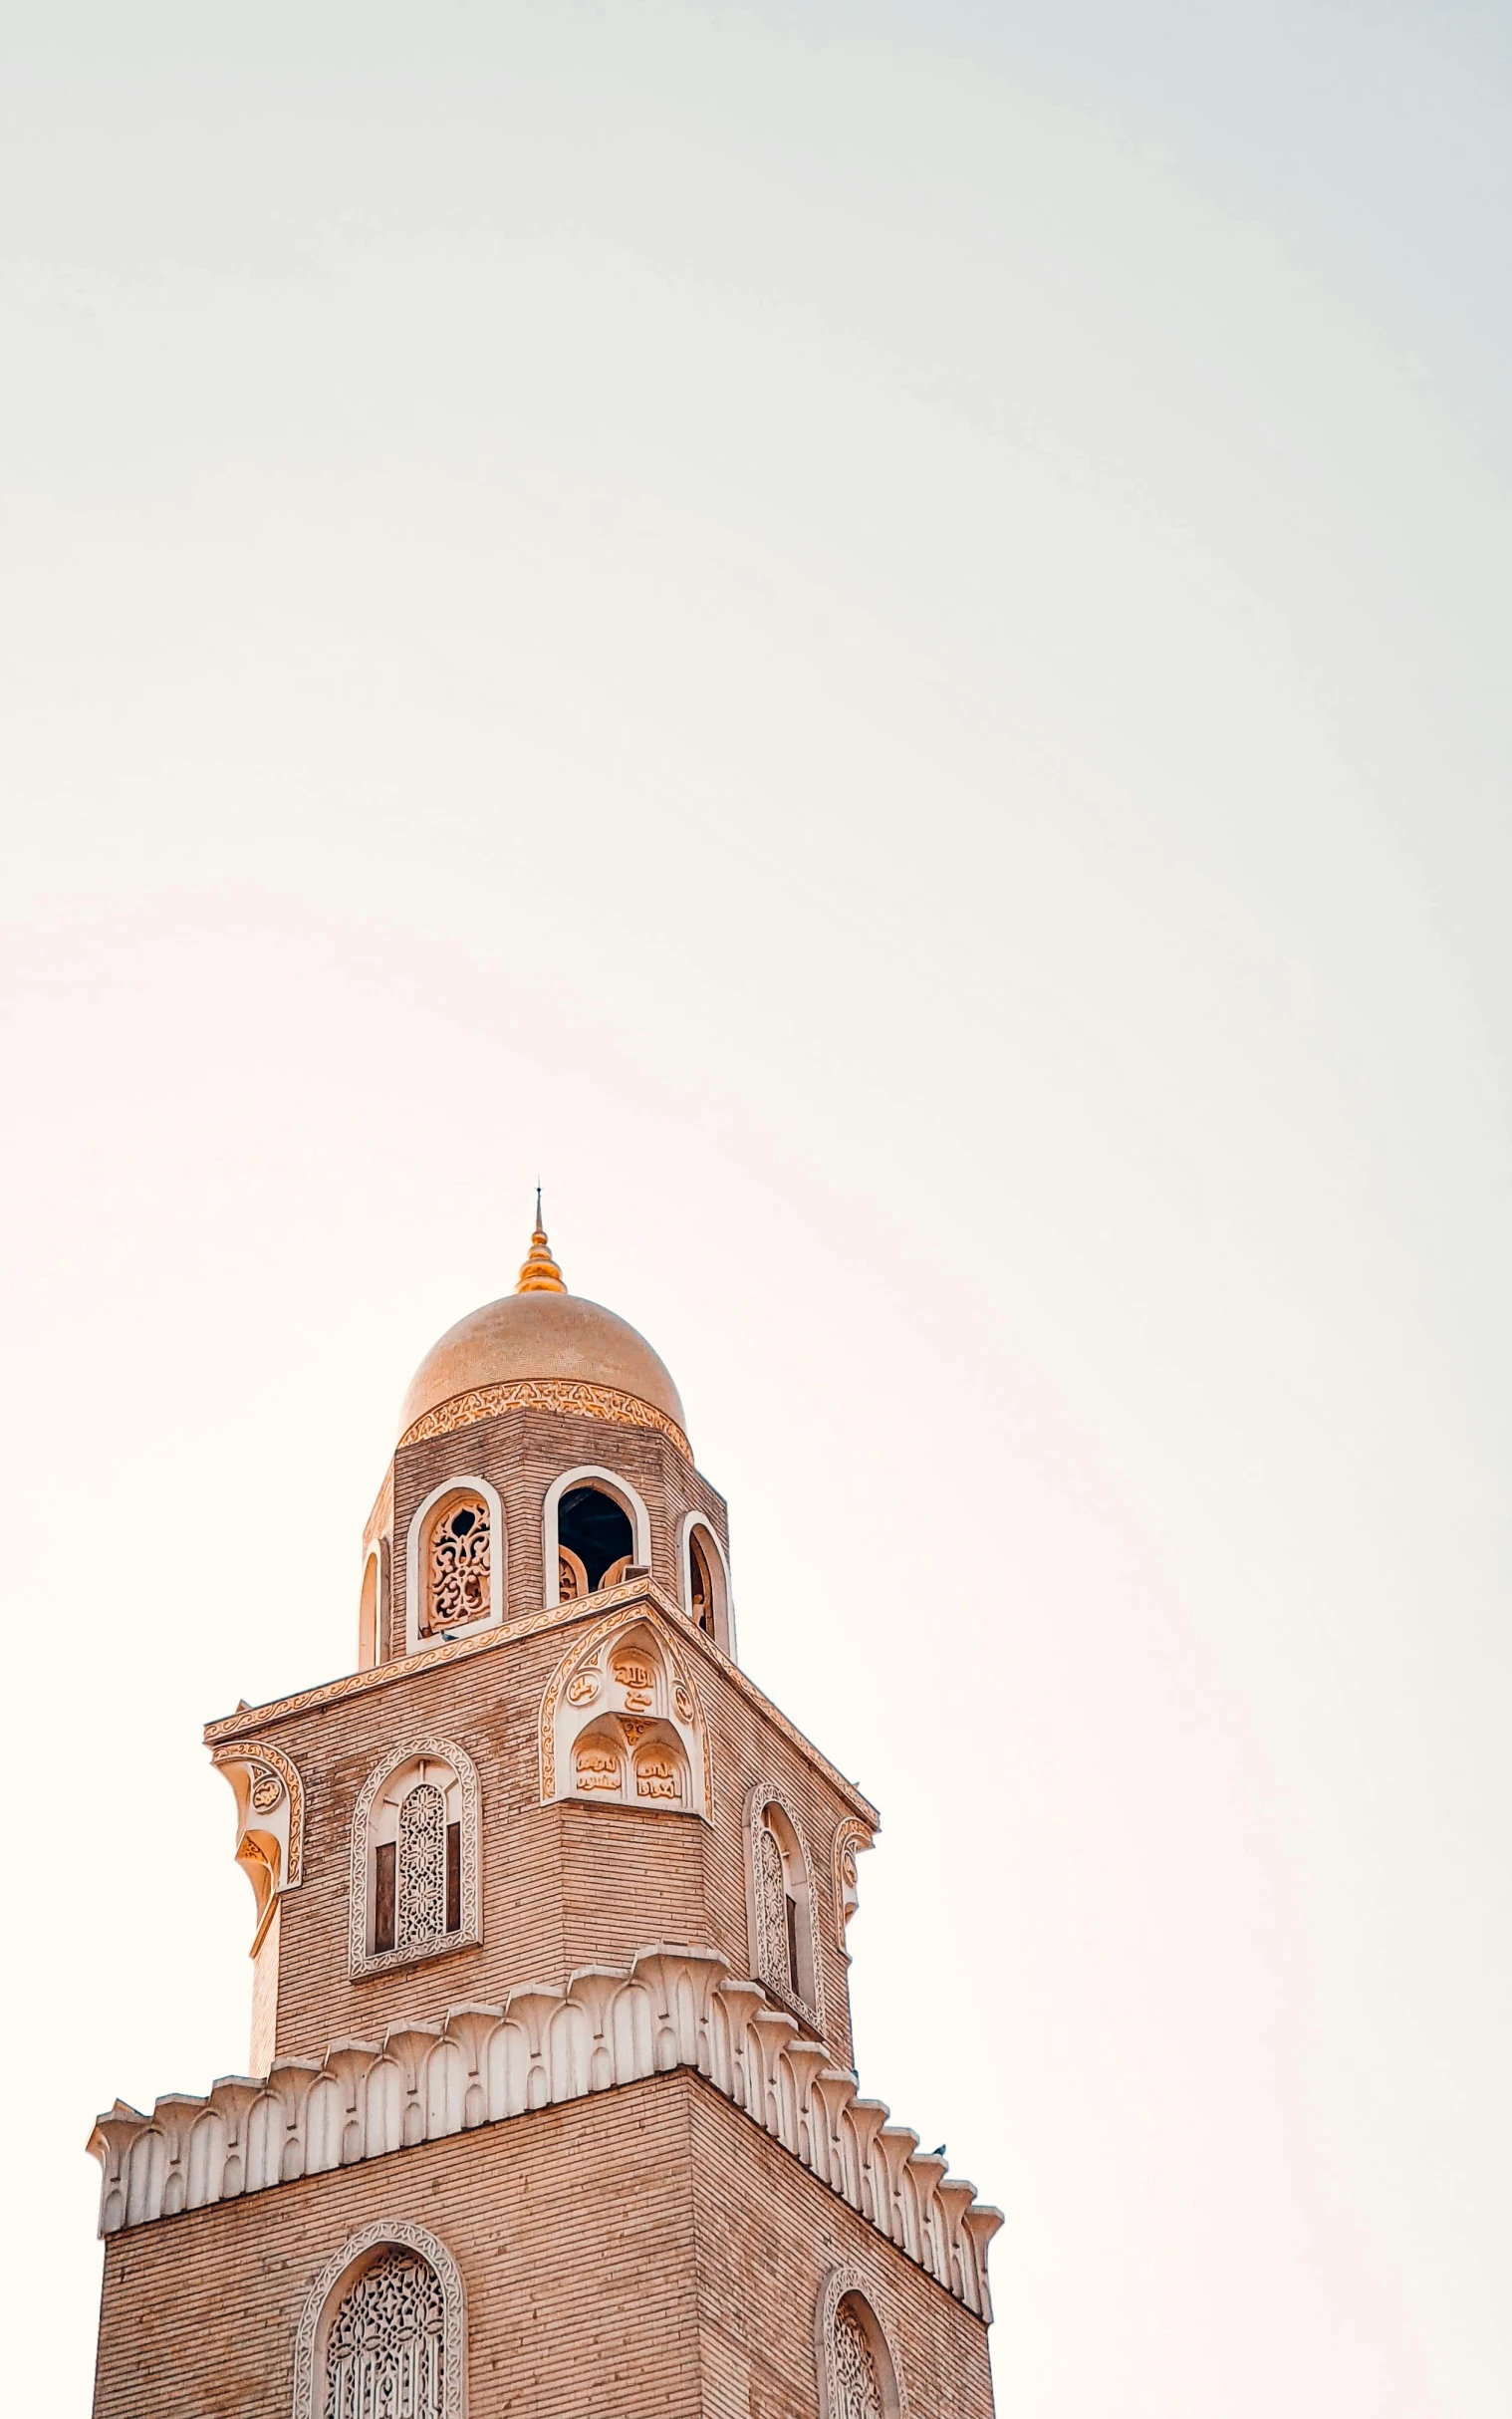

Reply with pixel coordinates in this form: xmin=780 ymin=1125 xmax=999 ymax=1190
xmin=211 ymin=1739 xmax=305 ymax=1943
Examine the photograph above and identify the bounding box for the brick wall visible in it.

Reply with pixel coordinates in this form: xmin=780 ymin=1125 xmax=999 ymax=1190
xmin=382 ymin=1405 xmax=733 ymax=1652
xmin=247 ymin=1595 xmax=867 ymax=2075
xmin=92 ymin=2072 xmax=991 ymax=2419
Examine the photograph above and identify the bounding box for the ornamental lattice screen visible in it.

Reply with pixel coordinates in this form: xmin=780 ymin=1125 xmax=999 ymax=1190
xmin=833 ymin=2300 xmax=885 ymax=2419
xmin=396 ymin=1783 xmax=447 ymax=1948
xmin=324 ymin=2248 xmax=445 ymax=2419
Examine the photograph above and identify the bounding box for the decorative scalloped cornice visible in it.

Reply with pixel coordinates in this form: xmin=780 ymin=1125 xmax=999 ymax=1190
xmin=202 ymin=1579 xmax=879 ymax=1828
xmin=86 ymin=1947 xmax=1001 ymax=2319
xmin=397 ymin=1377 xmax=692 ymax=1461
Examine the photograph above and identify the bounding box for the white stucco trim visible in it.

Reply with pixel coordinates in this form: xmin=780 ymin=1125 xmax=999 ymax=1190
xmin=542 ymin=1465 xmax=651 ymax=1608
xmin=404 ymin=1474 xmax=505 ymax=1655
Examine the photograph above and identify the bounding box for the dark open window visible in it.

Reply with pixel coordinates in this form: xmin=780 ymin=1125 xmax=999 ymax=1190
xmin=785 ymin=1887 xmax=801 ymax=1996
xmin=558 ymin=1485 xmax=634 ymax=1590
xmin=689 ymin=1529 xmax=716 ymax=1637
xmin=374 ymin=1840 xmax=396 ymax=1953
xmin=445 ymin=1820 xmax=461 ymax=1932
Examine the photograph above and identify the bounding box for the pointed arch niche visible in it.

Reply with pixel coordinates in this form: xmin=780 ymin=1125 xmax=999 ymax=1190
xmin=815 ymin=2267 xmax=907 ymax=2419
xmin=349 ymin=1738 xmax=482 ymax=1982
xmin=541 ymin=1608 xmax=711 ymax=1818
xmin=292 ymin=2218 xmax=466 ymax=2419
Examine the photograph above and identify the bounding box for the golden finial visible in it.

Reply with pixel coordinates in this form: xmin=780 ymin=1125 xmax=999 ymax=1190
xmin=516 ymin=1189 xmax=567 ymax=1293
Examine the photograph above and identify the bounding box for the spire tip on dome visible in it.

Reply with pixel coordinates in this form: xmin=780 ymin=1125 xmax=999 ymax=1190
xmin=516 ymin=1194 xmax=567 ymax=1294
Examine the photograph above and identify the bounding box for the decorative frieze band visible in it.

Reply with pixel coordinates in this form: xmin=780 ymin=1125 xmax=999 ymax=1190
xmin=397 ymin=1378 xmax=692 ymax=1462
xmin=87 ymin=1946 xmax=1000 ymax=2317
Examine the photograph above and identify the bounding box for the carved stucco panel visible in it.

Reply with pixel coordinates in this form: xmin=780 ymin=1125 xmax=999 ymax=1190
xmin=292 ymin=2218 xmax=465 ymax=2419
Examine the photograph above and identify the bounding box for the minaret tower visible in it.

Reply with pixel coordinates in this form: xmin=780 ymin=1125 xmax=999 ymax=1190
xmin=89 ymin=1220 xmax=1002 ymax=2419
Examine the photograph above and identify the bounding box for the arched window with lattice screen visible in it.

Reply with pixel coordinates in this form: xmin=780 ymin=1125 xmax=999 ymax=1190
xmin=403 ymin=1477 xmax=505 ymax=1653
xmin=293 ymin=2222 xmax=466 ymax=2419
xmin=422 ymin=1491 xmax=491 ymax=1635
xmin=815 ymin=2271 xmax=905 ymax=2419
xmin=326 ymin=2246 xmax=444 ymax=2416
xmin=349 ymin=1739 xmax=482 ymax=1980
xmin=748 ymin=1793 xmax=820 ymax=2019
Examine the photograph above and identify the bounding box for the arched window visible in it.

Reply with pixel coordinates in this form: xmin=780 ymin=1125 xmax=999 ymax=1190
xmin=328 ymin=2246 xmax=443 ymax=2412
xmin=359 ymin=1546 xmax=380 ymax=1670
xmin=543 ymin=1467 xmax=651 ymax=1608
xmin=422 ymin=1491 xmax=491 ymax=1633
xmin=689 ymin=1529 xmax=715 ymax=1635
xmin=556 ymin=1485 xmax=632 ymax=1596
xmin=680 ymin=1514 xmax=732 ymax=1652
xmin=748 ymin=1793 xmax=820 ymax=2018
xmin=403 ymin=1476 xmax=505 ymax=1654
xmin=293 ymin=2221 xmax=465 ymax=2419
xmin=816 ymin=2270 xmax=905 ymax=2419
xmin=349 ymin=1739 xmax=482 ymax=1979
xmin=834 ymin=2299 xmax=884 ymax=2419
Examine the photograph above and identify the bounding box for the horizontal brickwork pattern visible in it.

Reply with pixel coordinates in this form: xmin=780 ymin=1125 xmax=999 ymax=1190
xmin=91 ymin=1944 xmax=1001 ymax=2322
xmin=384 ymin=1403 xmax=732 ymax=1650
xmin=91 ymin=2071 xmax=992 ymax=2419
xmin=245 ymin=1595 xmax=866 ymax=2074
xmin=689 ymin=2083 xmax=995 ymax=2419
xmin=93 ymin=2072 xmax=700 ymax=2419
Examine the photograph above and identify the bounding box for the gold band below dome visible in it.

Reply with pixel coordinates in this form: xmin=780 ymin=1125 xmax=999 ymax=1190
xmin=398 ymin=1376 xmax=692 ymax=1461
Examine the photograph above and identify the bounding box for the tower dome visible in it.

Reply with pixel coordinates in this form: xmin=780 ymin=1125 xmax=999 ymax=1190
xmin=396 ymin=1210 xmax=687 ymax=1447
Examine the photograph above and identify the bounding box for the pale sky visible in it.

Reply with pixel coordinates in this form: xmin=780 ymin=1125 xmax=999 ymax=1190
xmin=3 ymin=6 xmax=1510 ymax=2413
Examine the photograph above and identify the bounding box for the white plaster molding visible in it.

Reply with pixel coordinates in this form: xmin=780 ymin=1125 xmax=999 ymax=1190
xmin=832 ymin=1815 xmax=875 ymax=1952
xmin=676 ymin=1510 xmax=736 ymax=1660
xmin=211 ymin=1740 xmax=306 ymax=1943
xmin=541 ymin=1604 xmax=711 ymax=1820
xmin=87 ymin=1947 xmax=1002 ymax=2318
xmin=816 ymin=2264 xmax=908 ymax=2419
xmin=349 ymin=1737 xmax=482 ymax=1982
xmin=403 ymin=1475 xmax=506 ymax=1656
xmin=292 ymin=2217 xmax=466 ymax=2419
xmin=542 ymin=1466 xmax=651 ymax=1609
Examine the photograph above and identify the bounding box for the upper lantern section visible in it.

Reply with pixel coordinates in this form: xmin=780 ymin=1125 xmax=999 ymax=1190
xmin=395 ymin=1211 xmax=689 ymax=1458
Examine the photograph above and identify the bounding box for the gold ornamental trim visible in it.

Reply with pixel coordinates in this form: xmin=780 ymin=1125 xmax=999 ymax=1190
xmin=398 ymin=1377 xmax=691 ymax=1461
